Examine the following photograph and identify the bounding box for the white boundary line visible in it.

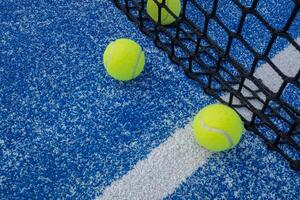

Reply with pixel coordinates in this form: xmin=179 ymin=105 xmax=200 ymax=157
xmin=98 ymin=123 xmax=211 ymax=200
xmin=97 ymin=38 xmax=300 ymax=200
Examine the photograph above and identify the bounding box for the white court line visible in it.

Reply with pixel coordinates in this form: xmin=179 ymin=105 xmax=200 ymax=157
xmin=98 ymin=123 xmax=211 ymax=200
xmin=97 ymin=38 xmax=300 ymax=200
xmin=222 ymin=38 xmax=300 ymax=121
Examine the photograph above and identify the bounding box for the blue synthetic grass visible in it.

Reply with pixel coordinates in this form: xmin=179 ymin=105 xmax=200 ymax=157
xmin=0 ymin=0 xmax=299 ymax=199
xmin=0 ymin=1 xmax=212 ymax=199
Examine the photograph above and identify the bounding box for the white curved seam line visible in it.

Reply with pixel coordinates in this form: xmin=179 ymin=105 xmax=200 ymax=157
xmin=105 ymin=42 xmax=115 ymax=68
xmin=131 ymin=47 xmax=143 ymax=79
xmin=198 ymin=114 xmax=234 ymax=147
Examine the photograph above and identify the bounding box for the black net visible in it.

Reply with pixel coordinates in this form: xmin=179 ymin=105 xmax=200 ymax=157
xmin=112 ymin=0 xmax=300 ymax=171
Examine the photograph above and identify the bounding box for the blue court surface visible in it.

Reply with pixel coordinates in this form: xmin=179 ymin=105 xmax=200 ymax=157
xmin=1 ymin=1 xmax=300 ymax=199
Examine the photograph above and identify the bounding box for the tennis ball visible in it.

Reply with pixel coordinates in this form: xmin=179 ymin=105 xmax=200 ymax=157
xmin=193 ymin=104 xmax=244 ymax=152
xmin=146 ymin=0 xmax=181 ymax=25
xmin=103 ymin=38 xmax=145 ymax=81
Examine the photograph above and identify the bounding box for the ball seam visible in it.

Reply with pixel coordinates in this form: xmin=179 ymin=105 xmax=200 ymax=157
xmin=198 ymin=114 xmax=234 ymax=148
xmin=161 ymin=0 xmax=170 ymax=24
xmin=131 ymin=47 xmax=143 ymax=79
xmin=105 ymin=42 xmax=116 ymax=69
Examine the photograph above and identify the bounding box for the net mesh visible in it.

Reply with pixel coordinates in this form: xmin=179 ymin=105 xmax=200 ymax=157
xmin=112 ymin=0 xmax=300 ymax=171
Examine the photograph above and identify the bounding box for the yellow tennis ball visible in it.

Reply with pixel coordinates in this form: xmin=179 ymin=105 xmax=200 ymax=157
xmin=103 ymin=38 xmax=145 ymax=81
xmin=193 ymin=104 xmax=244 ymax=152
xmin=146 ymin=0 xmax=181 ymax=25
